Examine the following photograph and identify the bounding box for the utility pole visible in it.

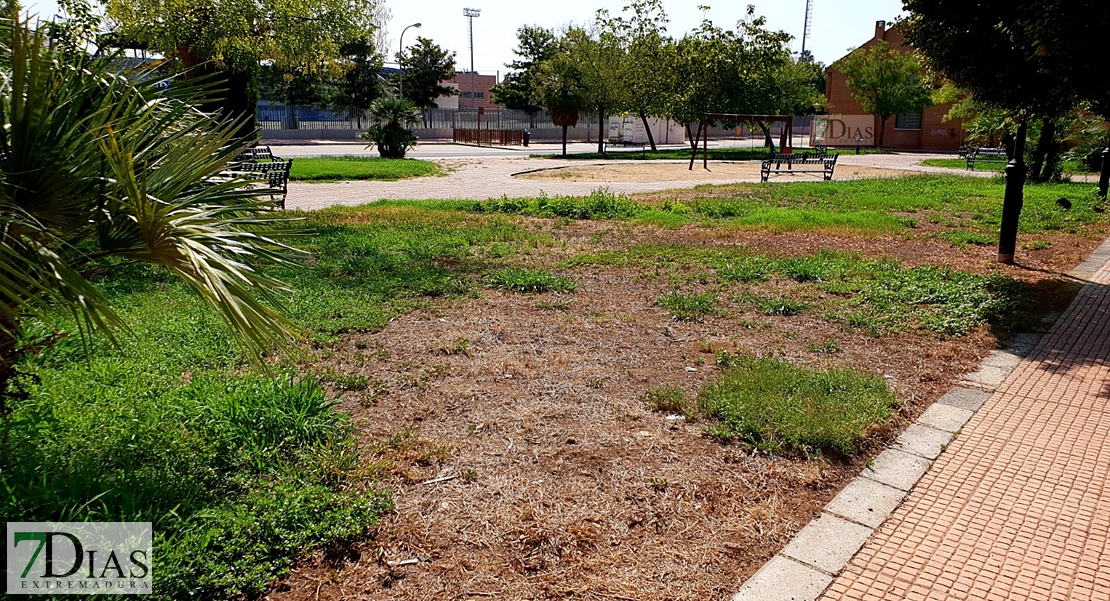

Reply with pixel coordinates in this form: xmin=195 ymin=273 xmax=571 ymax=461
xmin=464 ymin=8 xmax=481 ymax=109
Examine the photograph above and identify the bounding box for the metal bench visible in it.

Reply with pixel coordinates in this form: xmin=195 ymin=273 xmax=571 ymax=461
xmin=235 ymin=145 xmax=284 ymax=163
xmin=966 ymin=147 xmax=1007 ymax=170
xmin=235 ymin=159 xmax=294 ymax=209
xmin=760 ymin=152 xmax=838 ymax=182
xmin=604 ymin=139 xmax=647 ymax=158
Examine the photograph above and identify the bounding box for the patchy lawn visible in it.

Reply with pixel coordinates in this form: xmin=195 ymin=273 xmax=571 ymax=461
xmin=9 ymin=174 xmax=1104 ymax=600
xmin=920 ymin=157 xmax=1095 ymax=175
xmin=265 ymin=175 xmax=1102 ymax=600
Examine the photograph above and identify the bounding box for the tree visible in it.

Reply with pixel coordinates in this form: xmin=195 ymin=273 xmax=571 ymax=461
xmin=332 ymin=38 xmax=386 ymax=128
xmin=398 ymin=37 xmax=458 ymax=110
xmin=489 ymin=25 xmax=556 ymax=125
xmin=104 ymin=0 xmax=378 ymax=135
xmin=533 ymin=44 xmax=588 ymax=158
xmin=663 ymin=8 xmax=796 ymax=155
xmin=903 ymin=0 xmax=1082 ymax=262
xmin=835 ymin=40 xmax=932 ymax=149
xmin=560 ymin=26 xmax=625 ymax=155
xmin=0 ymin=19 xmax=300 ymax=429
xmin=598 ymin=0 xmax=674 ymax=151
xmin=359 ymin=98 xmax=420 ymax=158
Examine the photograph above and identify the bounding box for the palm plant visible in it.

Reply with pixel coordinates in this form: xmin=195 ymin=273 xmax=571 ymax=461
xmin=359 ymin=97 xmax=420 ymax=158
xmin=0 ymin=19 xmax=302 ymax=428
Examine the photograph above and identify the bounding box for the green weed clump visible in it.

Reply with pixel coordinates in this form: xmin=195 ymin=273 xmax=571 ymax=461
xmin=487 ymin=267 xmax=576 ymax=293
xmin=642 ymin=385 xmax=689 ymax=414
xmin=470 ymin=188 xmax=643 ymax=220
xmin=657 ymin=292 xmax=717 ymax=321
xmin=699 ymin=356 xmax=898 ymax=455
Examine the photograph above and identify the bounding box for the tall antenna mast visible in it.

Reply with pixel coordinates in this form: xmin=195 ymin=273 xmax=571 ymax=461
xmin=800 ymin=0 xmax=814 ymax=60
xmin=464 ymin=8 xmax=481 ymax=109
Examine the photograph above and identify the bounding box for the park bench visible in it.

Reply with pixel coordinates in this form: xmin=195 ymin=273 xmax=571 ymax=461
xmin=235 ymin=145 xmax=285 ymax=163
xmin=966 ymin=147 xmax=1008 ymax=170
xmin=760 ymin=152 xmax=838 ymax=182
xmin=234 ymin=159 xmax=294 ymax=209
xmin=604 ymin=139 xmax=647 ymax=158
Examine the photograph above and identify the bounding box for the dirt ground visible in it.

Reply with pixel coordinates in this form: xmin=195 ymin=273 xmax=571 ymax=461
xmin=264 ymin=214 xmax=1098 ymax=601
xmin=516 ymin=161 xmax=906 ymax=183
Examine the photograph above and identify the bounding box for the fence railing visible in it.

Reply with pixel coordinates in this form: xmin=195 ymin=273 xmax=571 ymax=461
xmin=257 ymin=104 xmax=600 ymax=133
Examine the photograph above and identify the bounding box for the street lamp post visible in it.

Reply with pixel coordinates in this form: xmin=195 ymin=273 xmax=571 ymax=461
xmin=398 ymin=22 xmax=422 ymax=100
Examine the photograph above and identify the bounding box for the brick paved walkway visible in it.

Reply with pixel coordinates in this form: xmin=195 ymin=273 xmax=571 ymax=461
xmin=821 ymin=253 xmax=1110 ymax=600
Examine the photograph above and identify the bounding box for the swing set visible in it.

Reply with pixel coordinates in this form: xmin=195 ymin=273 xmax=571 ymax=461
xmin=688 ymin=113 xmax=794 ymax=170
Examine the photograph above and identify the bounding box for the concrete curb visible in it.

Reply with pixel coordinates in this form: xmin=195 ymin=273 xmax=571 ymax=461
xmin=731 ymin=236 xmax=1110 ymax=601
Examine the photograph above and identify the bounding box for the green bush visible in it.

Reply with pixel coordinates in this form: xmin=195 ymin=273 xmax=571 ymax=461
xmin=359 ymin=98 xmax=420 ymax=159
xmin=699 ymin=356 xmax=898 ymax=454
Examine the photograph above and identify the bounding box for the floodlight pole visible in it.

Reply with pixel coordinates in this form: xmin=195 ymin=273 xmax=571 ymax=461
xmin=464 ymin=8 xmax=481 ymax=109
xmin=399 ymin=23 xmax=422 ymax=101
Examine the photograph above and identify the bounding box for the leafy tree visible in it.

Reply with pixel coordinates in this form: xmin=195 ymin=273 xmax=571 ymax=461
xmin=834 ymin=40 xmax=932 ymax=149
xmin=0 ymin=19 xmax=300 ymax=426
xmin=259 ymin=65 xmax=333 ymax=129
xmin=561 ymin=26 xmax=625 ymax=155
xmin=104 ymin=0 xmax=378 ymax=134
xmin=359 ymin=98 xmax=420 ymax=158
xmin=332 ymin=38 xmax=386 ymax=128
xmin=398 ymin=37 xmax=458 ymax=110
xmin=533 ymin=43 xmax=588 ymax=157
xmin=903 ymin=0 xmax=1083 ymax=261
xmin=663 ymin=9 xmax=795 ymax=153
xmin=598 ymin=0 xmax=674 ymax=150
xmin=489 ymin=25 xmax=556 ymax=125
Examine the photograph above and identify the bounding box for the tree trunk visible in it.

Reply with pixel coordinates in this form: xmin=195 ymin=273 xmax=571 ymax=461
xmin=757 ymin=122 xmax=777 ymax=153
xmin=998 ymin=120 xmax=1029 ymax=264
xmin=179 ymin=46 xmax=257 ymax=141
xmin=1029 ymin=120 xmax=1054 ymax=182
xmin=878 ymin=117 xmax=888 ymax=150
xmin=688 ymin=121 xmax=703 ymax=170
xmin=598 ymin=109 xmax=605 ymax=156
xmin=562 ymin=125 xmax=568 ymax=158
xmin=639 ymin=111 xmax=657 ymax=151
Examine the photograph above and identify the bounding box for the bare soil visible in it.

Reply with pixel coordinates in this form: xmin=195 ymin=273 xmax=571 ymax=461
xmin=265 ymin=219 xmax=1098 ymax=601
xmin=516 ymin=161 xmax=906 ymax=183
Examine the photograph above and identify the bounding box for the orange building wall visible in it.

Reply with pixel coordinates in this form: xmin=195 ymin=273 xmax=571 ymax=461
xmin=445 ymin=73 xmax=498 ymax=110
xmin=825 ymin=21 xmax=965 ymax=152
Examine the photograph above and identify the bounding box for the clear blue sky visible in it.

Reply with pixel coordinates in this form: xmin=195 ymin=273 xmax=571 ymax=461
xmin=25 ymin=0 xmax=905 ymax=74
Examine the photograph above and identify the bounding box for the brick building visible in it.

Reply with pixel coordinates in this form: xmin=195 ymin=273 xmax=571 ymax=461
xmin=442 ymin=72 xmax=498 ymax=110
xmin=825 ymin=21 xmax=965 ymax=151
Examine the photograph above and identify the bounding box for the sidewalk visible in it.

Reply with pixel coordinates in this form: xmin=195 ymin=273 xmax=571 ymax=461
xmin=820 ymin=245 xmax=1110 ymax=600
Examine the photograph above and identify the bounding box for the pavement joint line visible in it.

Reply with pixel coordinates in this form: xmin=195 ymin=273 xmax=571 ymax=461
xmin=728 ymin=269 xmax=1076 ymax=600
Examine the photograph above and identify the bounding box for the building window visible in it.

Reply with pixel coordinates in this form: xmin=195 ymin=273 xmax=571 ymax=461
xmin=895 ymin=111 xmax=923 ymax=130
xmin=460 ymin=91 xmax=486 ymax=99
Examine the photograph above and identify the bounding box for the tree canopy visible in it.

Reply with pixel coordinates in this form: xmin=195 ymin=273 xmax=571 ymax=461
xmin=489 ymin=25 xmax=557 ymax=117
xmin=399 ymin=37 xmax=458 ymax=110
xmin=104 ymin=0 xmax=379 ymax=130
xmin=835 ymin=40 xmax=932 ymax=148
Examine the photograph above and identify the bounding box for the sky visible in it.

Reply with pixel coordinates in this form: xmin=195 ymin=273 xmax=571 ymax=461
xmin=25 ymin=0 xmax=906 ymax=75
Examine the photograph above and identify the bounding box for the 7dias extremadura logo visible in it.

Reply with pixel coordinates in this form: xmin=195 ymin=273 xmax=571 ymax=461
xmin=6 ymin=522 xmax=151 ymax=595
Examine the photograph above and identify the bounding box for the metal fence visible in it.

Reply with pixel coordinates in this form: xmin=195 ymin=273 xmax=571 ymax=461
xmin=257 ymin=104 xmax=601 ymax=133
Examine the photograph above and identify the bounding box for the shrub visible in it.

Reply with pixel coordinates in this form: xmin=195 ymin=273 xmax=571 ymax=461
xmin=359 ymin=98 xmax=420 ymax=159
